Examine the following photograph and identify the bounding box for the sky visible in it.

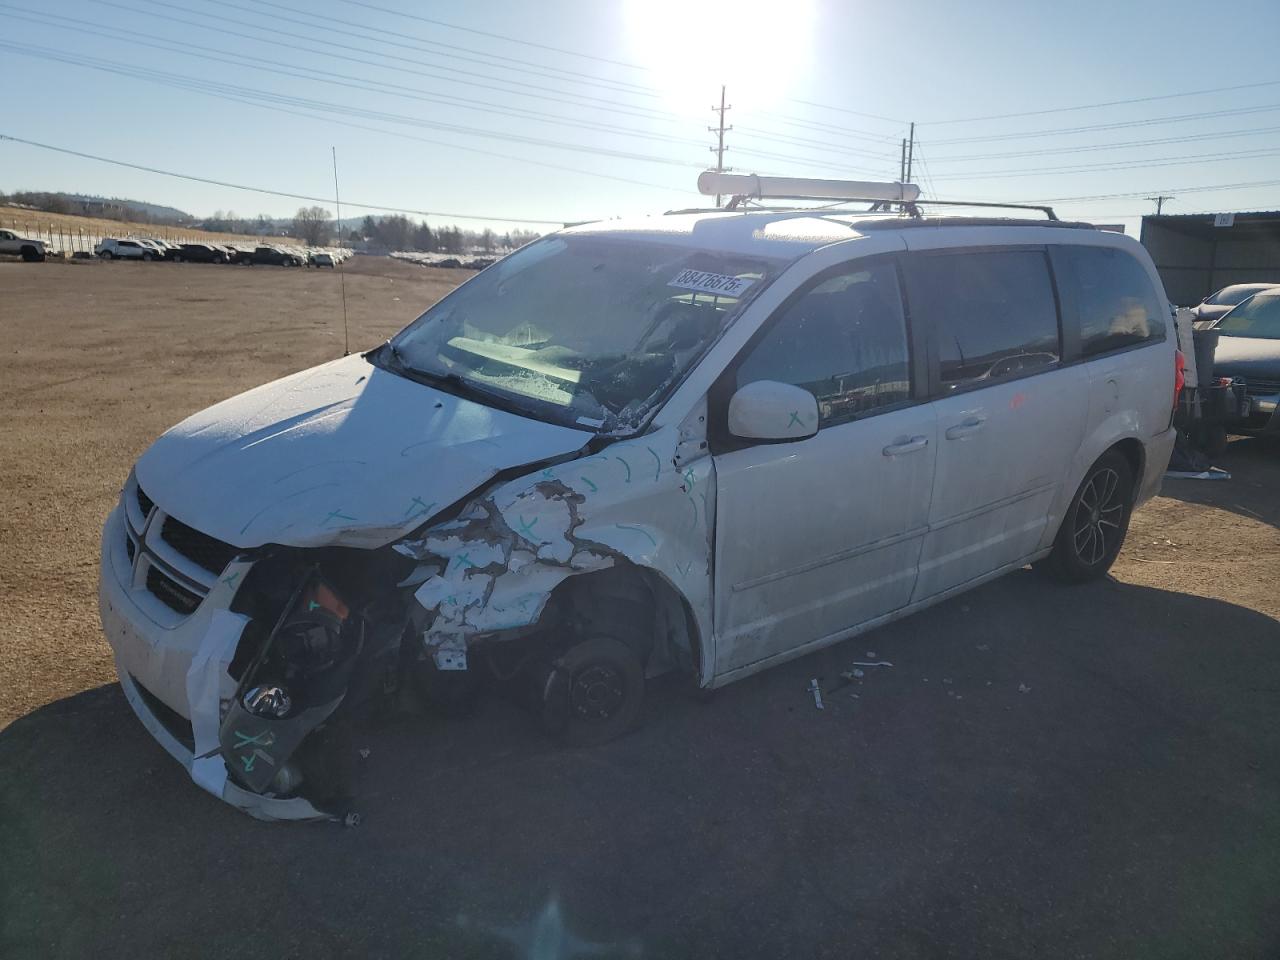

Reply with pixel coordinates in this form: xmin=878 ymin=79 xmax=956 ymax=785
xmin=3 ymin=0 xmax=1280 ymax=236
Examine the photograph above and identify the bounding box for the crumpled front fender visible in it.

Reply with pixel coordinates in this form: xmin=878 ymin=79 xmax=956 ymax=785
xmin=396 ymin=416 xmax=715 ymax=676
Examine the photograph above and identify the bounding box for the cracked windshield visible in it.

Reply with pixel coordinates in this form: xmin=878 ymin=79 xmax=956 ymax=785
xmin=390 ymin=236 xmax=782 ymax=429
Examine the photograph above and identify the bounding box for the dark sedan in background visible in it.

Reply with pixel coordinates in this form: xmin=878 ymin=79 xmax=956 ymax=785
xmin=1193 ymin=282 xmax=1279 ymax=327
xmin=1212 ymin=289 xmax=1280 ymax=436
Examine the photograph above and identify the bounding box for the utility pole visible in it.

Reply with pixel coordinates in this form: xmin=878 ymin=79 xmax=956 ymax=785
xmin=1146 ymin=194 xmax=1174 ymax=214
xmin=709 ymin=85 xmax=732 ymax=207
xmin=904 ymin=121 xmax=916 ymax=184
xmin=899 ymin=138 xmax=907 ymax=184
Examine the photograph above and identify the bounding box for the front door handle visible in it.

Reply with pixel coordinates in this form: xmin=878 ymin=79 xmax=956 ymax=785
xmin=945 ymin=416 xmax=987 ymax=440
xmin=883 ymin=435 xmax=929 ymax=456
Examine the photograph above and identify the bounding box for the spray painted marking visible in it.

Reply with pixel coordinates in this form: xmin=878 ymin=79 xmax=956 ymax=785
xmin=322 ymin=509 xmax=357 ymax=527
xmin=647 ymin=447 xmax=662 ymax=481
xmin=221 ymin=571 xmax=241 ymax=588
xmin=516 ymin=515 xmax=538 ymax=538
xmin=787 ymin=411 xmax=804 ymax=429
xmin=455 ymin=552 xmax=476 ymax=569
xmin=405 ymin=497 xmax=436 ymax=519
xmin=241 ymin=754 xmax=257 ymax=773
xmin=541 ymin=468 xmax=556 ymax=480
xmin=308 ymin=600 xmax=321 ymax=611
xmin=682 ymin=467 xmax=697 ymax=490
xmin=676 ymin=560 xmax=693 ymax=578
xmin=234 ymin=730 xmax=271 ymax=749
xmin=614 ymin=456 xmax=632 ymax=482
xmin=685 ymin=496 xmax=699 ymax=531
xmin=614 ymin=523 xmax=657 ymax=547
xmin=580 ymin=476 xmax=598 ymax=493
xmin=1010 ymin=392 xmax=1028 ymax=411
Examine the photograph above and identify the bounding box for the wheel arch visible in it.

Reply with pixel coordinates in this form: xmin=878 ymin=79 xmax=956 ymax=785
xmin=545 ymin=562 xmax=709 ymax=686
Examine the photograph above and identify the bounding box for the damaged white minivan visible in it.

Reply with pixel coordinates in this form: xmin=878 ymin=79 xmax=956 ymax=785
xmin=100 ymin=174 xmax=1178 ymax=820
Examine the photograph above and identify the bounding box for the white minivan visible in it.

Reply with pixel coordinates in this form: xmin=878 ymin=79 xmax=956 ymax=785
xmin=99 ymin=176 xmax=1178 ymax=820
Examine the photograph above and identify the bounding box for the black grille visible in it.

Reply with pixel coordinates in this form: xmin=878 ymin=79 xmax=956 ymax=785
xmin=125 ymin=533 xmax=136 ymax=562
xmin=130 ymin=676 xmax=195 ymax=751
xmin=135 ymin=484 xmax=154 ymax=518
xmin=1245 ymin=378 xmax=1280 ymax=397
xmin=146 ymin=566 xmax=202 ymax=615
xmin=161 ymin=516 xmax=240 ymax=575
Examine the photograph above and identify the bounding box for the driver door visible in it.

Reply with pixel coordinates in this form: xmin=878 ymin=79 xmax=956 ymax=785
xmin=711 ymin=257 xmax=937 ymax=678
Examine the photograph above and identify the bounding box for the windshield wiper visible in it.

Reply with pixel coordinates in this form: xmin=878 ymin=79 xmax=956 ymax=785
xmin=374 ymin=341 xmax=554 ymax=421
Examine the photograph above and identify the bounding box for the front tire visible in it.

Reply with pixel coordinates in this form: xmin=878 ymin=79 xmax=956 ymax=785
xmin=141 ymin=252 xmax=155 ymax=262
xmin=1039 ymin=451 xmax=1134 ymax=582
xmin=539 ymin=636 xmax=645 ymax=747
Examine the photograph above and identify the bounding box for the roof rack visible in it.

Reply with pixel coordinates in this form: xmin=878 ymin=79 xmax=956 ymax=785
xmin=693 ymin=171 xmax=1059 ymax=221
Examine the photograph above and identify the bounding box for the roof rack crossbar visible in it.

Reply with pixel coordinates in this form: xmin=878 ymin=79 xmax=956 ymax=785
xmin=904 ymin=198 xmax=1059 ymax=221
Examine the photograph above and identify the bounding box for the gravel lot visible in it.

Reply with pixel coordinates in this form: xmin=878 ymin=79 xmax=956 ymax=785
xmin=2 ymin=257 xmax=1278 ymax=958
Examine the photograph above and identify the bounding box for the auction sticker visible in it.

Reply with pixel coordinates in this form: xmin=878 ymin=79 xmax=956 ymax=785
xmin=668 ymin=269 xmax=755 ymax=297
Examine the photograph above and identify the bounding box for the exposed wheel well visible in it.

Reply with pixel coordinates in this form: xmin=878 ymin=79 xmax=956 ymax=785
xmin=546 ymin=564 xmax=706 ymax=684
xmin=1109 ymin=438 xmax=1145 ymax=496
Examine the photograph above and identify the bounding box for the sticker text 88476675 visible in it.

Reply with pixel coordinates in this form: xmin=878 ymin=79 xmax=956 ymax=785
xmin=667 ymin=269 xmax=754 ymax=297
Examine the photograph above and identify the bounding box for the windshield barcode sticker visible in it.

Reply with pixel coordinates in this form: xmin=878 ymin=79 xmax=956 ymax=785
xmin=668 ymin=269 xmax=754 ymax=297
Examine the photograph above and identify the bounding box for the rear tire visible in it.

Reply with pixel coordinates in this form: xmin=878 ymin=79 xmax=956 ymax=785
xmin=142 ymin=252 xmax=155 ymax=262
xmin=100 ymin=251 xmax=114 ymax=260
xmin=1038 ymin=451 xmax=1135 ymax=583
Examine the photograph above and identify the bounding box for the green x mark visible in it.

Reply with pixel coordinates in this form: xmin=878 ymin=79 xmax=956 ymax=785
xmin=787 ymin=411 xmax=804 ymax=429
xmin=517 ymin=515 xmax=538 ymax=537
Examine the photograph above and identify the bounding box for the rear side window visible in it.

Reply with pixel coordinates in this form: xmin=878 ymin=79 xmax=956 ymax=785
xmin=1061 ymin=246 xmax=1166 ymax=356
xmin=735 ymin=261 xmax=910 ymax=425
xmin=909 ymin=250 xmax=1060 ymax=390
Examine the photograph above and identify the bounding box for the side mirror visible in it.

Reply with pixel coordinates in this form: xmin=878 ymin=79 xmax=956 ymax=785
xmin=728 ymin=380 xmax=819 ymax=442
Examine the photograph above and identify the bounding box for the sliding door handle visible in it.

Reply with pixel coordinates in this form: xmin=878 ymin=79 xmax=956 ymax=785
xmin=883 ymin=435 xmax=929 ymax=456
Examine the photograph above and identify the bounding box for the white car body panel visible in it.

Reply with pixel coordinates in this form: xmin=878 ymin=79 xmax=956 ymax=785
xmin=135 ymin=354 xmax=593 ymax=549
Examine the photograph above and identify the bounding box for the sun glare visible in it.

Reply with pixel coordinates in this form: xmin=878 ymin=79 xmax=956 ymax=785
xmin=623 ymin=0 xmax=816 ymax=109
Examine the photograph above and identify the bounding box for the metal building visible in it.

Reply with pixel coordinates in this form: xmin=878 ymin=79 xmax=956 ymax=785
xmin=1140 ymin=211 xmax=1280 ymax=306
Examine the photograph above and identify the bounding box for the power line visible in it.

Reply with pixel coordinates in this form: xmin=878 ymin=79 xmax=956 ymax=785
xmin=0 ymin=134 xmax=566 ymax=225
xmin=172 ymin=0 xmax=660 ymax=99
xmin=335 ymin=0 xmax=650 ymax=71
xmin=123 ymin=0 xmax=671 ymax=117
xmin=925 ymin=147 xmax=1280 ymax=181
xmin=787 ymin=99 xmax=906 ymax=126
xmin=924 ymin=78 xmax=1280 ymax=125
xmin=926 ymin=102 xmax=1280 ymax=145
xmin=3 ymin=11 xmax=704 ymax=151
xmin=920 ymin=124 xmax=1280 ymax=163
xmin=0 ymin=41 xmax=703 ymax=169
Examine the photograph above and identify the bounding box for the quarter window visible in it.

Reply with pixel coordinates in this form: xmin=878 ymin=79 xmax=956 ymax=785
xmin=735 ymin=261 xmax=911 ymax=425
xmin=910 ymin=250 xmax=1061 ymax=390
xmin=1061 ymin=246 xmax=1167 ymax=356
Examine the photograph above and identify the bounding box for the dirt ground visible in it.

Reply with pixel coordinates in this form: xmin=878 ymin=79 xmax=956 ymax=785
xmin=0 ymin=255 xmax=461 ymax=728
xmin=1 ymin=258 xmax=1278 ymax=958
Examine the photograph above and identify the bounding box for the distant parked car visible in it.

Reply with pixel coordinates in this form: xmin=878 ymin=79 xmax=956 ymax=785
xmin=0 ymin=228 xmax=47 ymax=261
xmin=250 ymin=245 xmax=304 ymax=267
xmin=1193 ymin=283 xmax=1279 ymax=327
xmin=96 ymin=238 xmax=159 ymax=261
xmin=1210 ymin=289 xmax=1280 ymax=435
xmin=308 ymin=251 xmax=335 ymax=268
xmin=175 ymin=243 xmax=229 ymax=264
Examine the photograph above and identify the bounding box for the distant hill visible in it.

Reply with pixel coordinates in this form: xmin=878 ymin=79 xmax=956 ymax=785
xmin=0 ymin=190 xmax=193 ymax=224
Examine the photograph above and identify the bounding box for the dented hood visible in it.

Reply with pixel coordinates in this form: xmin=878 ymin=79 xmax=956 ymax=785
xmin=135 ymin=353 xmax=591 ymax=549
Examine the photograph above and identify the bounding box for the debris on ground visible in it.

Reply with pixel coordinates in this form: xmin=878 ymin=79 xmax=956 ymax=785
xmin=976 ymin=643 xmax=989 ymax=651
xmin=1166 ymin=467 xmax=1231 ymax=480
xmin=1018 ymin=683 xmax=1032 ymax=694
xmin=808 ymin=679 xmax=824 ymax=710
xmin=358 ymin=748 xmax=371 ymax=760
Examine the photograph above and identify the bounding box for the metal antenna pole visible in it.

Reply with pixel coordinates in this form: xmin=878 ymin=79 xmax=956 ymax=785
xmin=332 ymin=146 xmax=350 ymax=357
xmin=709 ymin=85 xmax=732 ymax=208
